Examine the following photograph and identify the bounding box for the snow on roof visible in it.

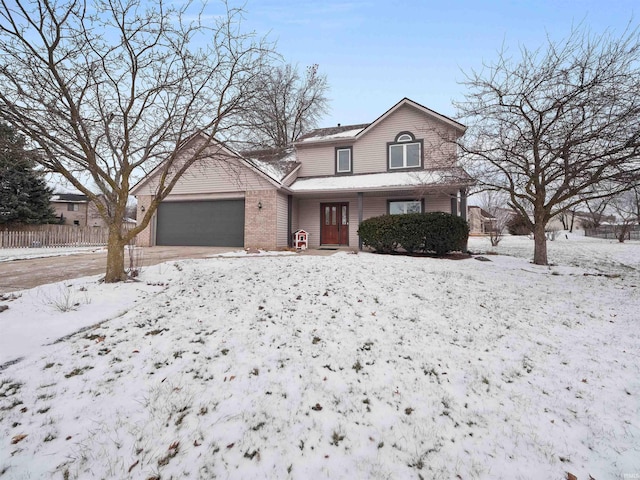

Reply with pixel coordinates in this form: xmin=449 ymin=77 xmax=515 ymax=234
xmin=289 ymin=169 xmax=472 ymax=193
xmin=51 ymin=193 xmax=88 ymax=202
xmin=243 ymin=148 xmax=299 ymax=183
xmin=296 ymin=123 xmax=370 ymax=144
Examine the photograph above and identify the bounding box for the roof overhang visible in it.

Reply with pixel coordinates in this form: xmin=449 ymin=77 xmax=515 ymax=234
xmin=289 ymin=170 xmax=474 ymax=196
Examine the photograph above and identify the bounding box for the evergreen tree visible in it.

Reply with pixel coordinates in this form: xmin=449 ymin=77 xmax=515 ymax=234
xmin=0 ymin=122 xmax=57 ymax=225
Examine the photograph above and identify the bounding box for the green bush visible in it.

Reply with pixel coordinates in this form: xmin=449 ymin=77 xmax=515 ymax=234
xmin=356 ymin=214 xmax=398 ymax=253
xmin=358 ymin=212 xmax=469 ymax=255
xmin=395 ymin=213 xmax=427 ymax=253
xmin=421 ymin=212 xmax=469 ymax=255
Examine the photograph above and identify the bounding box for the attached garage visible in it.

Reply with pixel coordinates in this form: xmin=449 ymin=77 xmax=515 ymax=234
xmin=156 ymin=199 xmax=245 ymax=246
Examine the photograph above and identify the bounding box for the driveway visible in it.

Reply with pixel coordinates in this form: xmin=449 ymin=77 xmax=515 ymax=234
xmin=0 ymin=246 xmax=236 ymax=294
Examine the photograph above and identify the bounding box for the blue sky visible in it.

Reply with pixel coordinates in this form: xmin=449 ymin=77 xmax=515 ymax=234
xmin=236 ymin=0 xmax=637 ymax=127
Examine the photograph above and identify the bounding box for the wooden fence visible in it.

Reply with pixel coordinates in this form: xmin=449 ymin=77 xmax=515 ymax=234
xmin=0 ymin=225 xmax=137 ymax=249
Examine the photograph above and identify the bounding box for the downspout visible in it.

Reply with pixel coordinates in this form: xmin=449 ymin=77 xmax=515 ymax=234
xmin=358 ymin=192 xmax=363 ymax=251
xmin=460 ymin=188 xmax=468 ymax=221
xmin=450 ymin=194 xmax=458 ymax=216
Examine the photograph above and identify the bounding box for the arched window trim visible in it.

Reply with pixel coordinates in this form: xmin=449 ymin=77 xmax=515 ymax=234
xmin=396 ymin=132 xmax=414 ymax=143
xmin=387 ymin=132 xmax=423 ymax=170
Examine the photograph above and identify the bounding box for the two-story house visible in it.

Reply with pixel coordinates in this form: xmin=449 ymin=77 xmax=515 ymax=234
xmin=51 ymin=193 xmax=110 ymax=227
xmin=131 ymin=98 xmax=474 ymax=249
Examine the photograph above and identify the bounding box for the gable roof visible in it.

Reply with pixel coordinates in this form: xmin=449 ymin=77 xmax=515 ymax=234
xmin=357 ymin=97 xmax=465 ymax=139
xmin=294 ymin=98 xmax=465 ymax=146
xmin=130 ymin=133 xmax=286 ymax=195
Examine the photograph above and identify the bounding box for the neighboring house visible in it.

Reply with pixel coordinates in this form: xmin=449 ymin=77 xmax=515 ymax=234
xmin=468 ymin=206 xmax=497 ymax=235
xmin=51 ymin=193 xmax=127 ymax=228
xmin=51 ymin=193 xmax=94 ymax=226
xmin=131 ymin=98 xmax=474 ymax=249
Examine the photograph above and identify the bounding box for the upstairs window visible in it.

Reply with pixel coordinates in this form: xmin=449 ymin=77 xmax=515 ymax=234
xmin=335 ymin=147 xmax=352 ymax=174
xmin=389 ymin=200 xmax=422 ymax=215
xmin=67 ymin=203 xmax=79 ymax=211
xmin=388 ymin=132 xmax=422 ymax=170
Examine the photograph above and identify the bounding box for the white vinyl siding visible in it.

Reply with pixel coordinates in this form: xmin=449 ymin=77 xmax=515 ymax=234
xmin=424 ymin=194 xmax=452 ymax=213
xmin=353 ymin=105 xmax=456 ymax=174
xmin=276 ymin=193 xmax=289 ymax=247
xmin=297 ymin=144 xmax=336 ymax=177
xmin=295 ymin=104 xmax=461 ymax=177
xmin=133 ymin=147 xmax=274 ymax=196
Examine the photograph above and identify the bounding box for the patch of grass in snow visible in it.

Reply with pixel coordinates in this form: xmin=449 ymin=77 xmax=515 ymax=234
xmin=330 ymin=430 xmax=345 ymax=446
xmin=64 ymin=366 xmax=94 ymax=378
xmin=0 ymin=379 xmax=22 ymax=397
xmin=42 ymin=285 xmax=91 ymax=312
xmin=0 ymin=398 xmax=23 ymax=412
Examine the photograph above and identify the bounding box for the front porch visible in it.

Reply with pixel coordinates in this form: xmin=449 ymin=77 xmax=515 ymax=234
xmin=290 ymin=188 xmax=468 ymax=249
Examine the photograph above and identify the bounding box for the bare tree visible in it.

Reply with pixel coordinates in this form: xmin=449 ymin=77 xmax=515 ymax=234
xmin=582 ymin=195 xmax=612 ymax=229
xmin=0 ymin=0 xmax=273 ymax=281
xmin=238 ymin=63 xmax=329 ymax=149
xmin=557 ymin=200 xmax=578 ymax=232
xmin=479 ymin=191 xmax=512 ymax=246
xmin=456 ymin=24 xmax=640 ymax=265
xmin=609 ymin=186 xmax=640 ymax=242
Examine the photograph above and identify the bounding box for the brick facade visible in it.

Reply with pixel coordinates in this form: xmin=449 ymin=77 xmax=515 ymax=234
xmin=136 ymin=195 xmax=154 ymax=246
xmin=244 ymin=190 xmax=278 ymax=250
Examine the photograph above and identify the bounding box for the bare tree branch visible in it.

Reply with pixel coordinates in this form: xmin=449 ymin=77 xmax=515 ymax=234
xmin=232 ymin=63 xmax=330 ymax=149
xmin=0 ymin=0 xmax=275 ymax=281
xmin=456 ymin=22 xmax=640 ymax=264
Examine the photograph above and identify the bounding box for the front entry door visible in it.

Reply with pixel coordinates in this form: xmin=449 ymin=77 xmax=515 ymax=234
xmin=320 ymin=203 xmax=349 ymax=245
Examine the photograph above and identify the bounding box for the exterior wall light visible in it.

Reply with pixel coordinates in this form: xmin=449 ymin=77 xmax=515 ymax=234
xmin=258 ymin=201 xmax=262 ymax=210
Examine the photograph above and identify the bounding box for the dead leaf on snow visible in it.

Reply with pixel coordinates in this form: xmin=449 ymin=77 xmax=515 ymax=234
xmin=11 ymin=434 xmax=27 ymax=444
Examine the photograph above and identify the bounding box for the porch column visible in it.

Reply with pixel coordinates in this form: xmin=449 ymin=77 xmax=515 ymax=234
xmin=358 ymin=192 xmax=363 ymax=250
xmin=460 ymin=188 xmax=468 ymax=222
xmin=450 ymin=194 xmax=458 ymax=216
xmin=287 ymin=194 xmax=293 ymax=247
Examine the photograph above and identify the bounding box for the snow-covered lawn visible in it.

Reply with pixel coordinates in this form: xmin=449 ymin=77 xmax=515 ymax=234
xmin=1 ymin=235 xmax=639 ymax=479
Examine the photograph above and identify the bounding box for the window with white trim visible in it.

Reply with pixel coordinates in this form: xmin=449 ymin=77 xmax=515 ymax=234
xmin=388 ymin=132 xmax=421 ymax=169
xmin=336 ymin=147 xmax=352 ymax=173
xmin=389 ymin=200 xmax=422 ymax=215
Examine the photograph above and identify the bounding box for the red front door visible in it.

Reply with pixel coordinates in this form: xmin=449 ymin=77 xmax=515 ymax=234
xmin=320 ymin=203 xmax=349 ymax=245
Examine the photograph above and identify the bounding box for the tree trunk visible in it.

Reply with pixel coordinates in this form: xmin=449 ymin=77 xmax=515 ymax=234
xmin=560 ymin=214 xmax=568 ymax=230
xmin=532 ymin=221 xmax=548 ymax=265
xmin=105 ymin=226 xmax=128 ymax=282
xmin=569 ymin=211 xmax=575 ymax=233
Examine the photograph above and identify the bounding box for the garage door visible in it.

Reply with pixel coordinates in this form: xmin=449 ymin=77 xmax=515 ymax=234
xmin=156 ymin=200 xmax=245 ymax=246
